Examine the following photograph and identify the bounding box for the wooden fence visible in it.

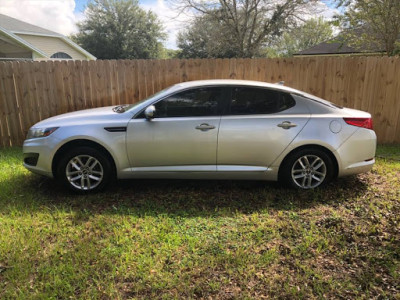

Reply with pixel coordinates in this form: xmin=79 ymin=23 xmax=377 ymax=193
xmin=0 ymin=57 xmax=399 ymax=147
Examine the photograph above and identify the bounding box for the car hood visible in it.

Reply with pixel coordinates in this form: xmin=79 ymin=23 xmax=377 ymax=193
xmin=31 ymin=106 xmax=130 ymax=128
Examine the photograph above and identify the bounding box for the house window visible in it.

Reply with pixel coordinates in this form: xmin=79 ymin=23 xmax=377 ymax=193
xmin=50 ymin=52 xmax=72 ymax=59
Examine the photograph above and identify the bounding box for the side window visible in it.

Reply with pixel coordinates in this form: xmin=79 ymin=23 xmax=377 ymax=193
xmin=154 ymin=87 xmax=224 ymax=118
xmin=229 ymin=87 xmax=295 ymax=115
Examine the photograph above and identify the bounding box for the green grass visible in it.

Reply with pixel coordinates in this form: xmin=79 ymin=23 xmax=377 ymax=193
xmin=1 ymin=145 xmax=399 ymax=299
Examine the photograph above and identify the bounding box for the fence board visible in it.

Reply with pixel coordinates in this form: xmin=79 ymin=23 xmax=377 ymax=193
xmin=0 ymin=63 xmax=12 ymax=147
xmin=0 ymin=57 xmax=399 ymax=146
xmin=119 ymin=60 xmax=130 ymax=104
xmin=1 ymin=63 xmax=23 ymax=145
xmin=32 ymin=61 xmax=46 ymax=120
xmin=13 ymin=62 xmax=32 ymax=134
xmin=81 ymin=60 xmax=92 ymax=108
xmin=385 ymin=58 xmax=400 ymax=143
xmin=42 ymin=61 xmax=57 ymax=118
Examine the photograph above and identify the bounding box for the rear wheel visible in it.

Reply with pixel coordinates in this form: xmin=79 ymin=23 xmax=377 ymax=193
xmin=280 ymin=148 xmax=334 ymax=189
xmin=56 ymin=147 xmax=112 ymax=193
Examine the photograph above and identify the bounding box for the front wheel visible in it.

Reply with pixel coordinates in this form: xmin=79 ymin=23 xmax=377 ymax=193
xmin=56 ymin=147 xmax=113 ymax=193
xmin=280 ymin=148 xmax=334 ymax=189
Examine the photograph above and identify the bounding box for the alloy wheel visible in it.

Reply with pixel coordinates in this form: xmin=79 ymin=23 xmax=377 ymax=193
xmin=291 ymin=155 xmax=327 ymax=189
xmin=66 ymin=155 xmax=104 ymax=191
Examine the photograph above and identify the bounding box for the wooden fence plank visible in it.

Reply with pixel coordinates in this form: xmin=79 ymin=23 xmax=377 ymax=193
xmin=13 ymin=62 xmax=33 ymax=134
xmin=103 ymin=60 xmax=113 ymax=106
xmin=81 ymin=60 xmax=93 ymax=108
xmin=384 ymin=57 xmax=400 ymax=143
xmin=88 ymin=60 xmax=99 ymax=108
xmin=52 ymin=61 xmax=64 ymax=114
xmin=393 ymin=57 xmax=400 ymax=143
xmin=123 ymin=60 xmax=133 ymax=103
xmin=73 ymin=60 xmax=86 ymax=111
xmin=0 ymin=62 xmax=12 ymax=147
xmin=355 ymin=57 xmax=367 ymax=110
xmin=33 ymin=61 xmax=49 ymax=120
xmin=137 ymin=59 xmax=147 ymax=100
xmin=131 ymin=60 xmax=140 ymax=102
xmin=62 ymin=61 xmax=74 ymax=111
xmin=1 ymin=63 xmax=23 ymax=145
xmin=42 ymin=61 xmax=58 ymax=118
xmin=146 ymin=59 xmax=155 ymax=95
xmin=24 ymin=61 xmax=40 ymax=123
xmin=118 ymin=60 xmax=127 ymax=104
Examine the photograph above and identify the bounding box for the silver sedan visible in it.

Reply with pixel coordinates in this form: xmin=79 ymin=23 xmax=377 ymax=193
xmin=23 ymin=80 xmax=376 ymax=192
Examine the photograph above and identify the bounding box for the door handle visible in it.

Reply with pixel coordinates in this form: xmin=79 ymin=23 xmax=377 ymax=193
xmin=277 ymin=121 xmax=297 ymax=129
xmin=195 ymin=123 xmax=216 ymax=131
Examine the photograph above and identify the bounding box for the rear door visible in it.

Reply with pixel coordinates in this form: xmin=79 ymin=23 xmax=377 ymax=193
xmin=217 ymin=87 xmax=311 ymax=170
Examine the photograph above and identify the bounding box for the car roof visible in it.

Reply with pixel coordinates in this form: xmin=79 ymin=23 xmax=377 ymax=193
xmin=171 ymin=79 xmax=302 ymax=94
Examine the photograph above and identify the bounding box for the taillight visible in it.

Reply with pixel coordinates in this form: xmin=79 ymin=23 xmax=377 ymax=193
xmin=343 ymin=118 xmax=373 ymax=130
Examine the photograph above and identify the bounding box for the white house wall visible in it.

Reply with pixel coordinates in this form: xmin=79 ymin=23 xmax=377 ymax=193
xmin=15 ymin=34 xmax=88 ymax=60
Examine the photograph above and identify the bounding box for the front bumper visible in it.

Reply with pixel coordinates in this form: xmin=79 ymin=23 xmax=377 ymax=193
xmin=23 ymin=137 xmax=58 ymax=178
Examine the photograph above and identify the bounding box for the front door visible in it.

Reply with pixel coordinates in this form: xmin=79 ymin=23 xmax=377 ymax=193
xmin=127 ymin=86 xmax=226 ymax=171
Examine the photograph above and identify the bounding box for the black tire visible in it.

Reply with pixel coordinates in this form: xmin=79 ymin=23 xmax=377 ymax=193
xmin=56 ymin=146 xmax=113 ymax=193
xmin=279 ymin=148 xmax=334 ymax=189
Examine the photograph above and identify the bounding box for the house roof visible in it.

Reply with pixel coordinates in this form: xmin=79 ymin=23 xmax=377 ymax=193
xmin=0 ymin=13 xmax=95 ymax=60
xmin=295 ymin=30 xmax=386 ymax=56
xmin=0 ymin=13 xmax=62 ymax=37
xmin=295 ymin=40 xmax=385 ymax=56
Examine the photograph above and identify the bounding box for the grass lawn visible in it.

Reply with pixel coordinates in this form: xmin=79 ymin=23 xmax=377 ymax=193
xmin=0 ymin=145 xmax=399 ymax=299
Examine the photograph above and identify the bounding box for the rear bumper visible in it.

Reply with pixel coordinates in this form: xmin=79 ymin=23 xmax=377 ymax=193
xmin=339 ymin=159 xmax=375 ymax=176
xmin=336 ymin=128 xmax=376 ymax=177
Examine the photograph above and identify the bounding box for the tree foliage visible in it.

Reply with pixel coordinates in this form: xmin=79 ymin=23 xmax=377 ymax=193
xmin=335 ymin=0 xmax=400 ymax=55
xmin=176 ymin=14 xmax=241 ymax=58
xmin=173 ymin=0 xmax=319 ymax=58
xmin=271 ymin=17 xmax=333 ymax=57
xmin=73 ymin=0 xmax=166 ymax=59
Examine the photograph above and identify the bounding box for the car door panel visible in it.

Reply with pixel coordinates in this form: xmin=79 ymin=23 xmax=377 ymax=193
xmin=217 ymin=114 xmax=310 ymax=168
xmin=127 ymin=117 xmax=220 ymax=170
xmin=126 ymin=86 xmax=226 ymax=171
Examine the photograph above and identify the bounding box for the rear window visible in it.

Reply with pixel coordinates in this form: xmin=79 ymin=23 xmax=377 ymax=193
xmin=228 ymin=87 xmax=296 ymax=115
xmin=297 ymin=92 xmax=343 ymax=109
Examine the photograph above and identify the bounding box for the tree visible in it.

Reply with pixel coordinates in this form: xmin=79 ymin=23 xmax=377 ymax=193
xmin=176 ymin=14 xmax=241 ymax=58
xmin=171 ymin=0 xmax=319 ymax=58
xmin=271 ymin=17 xmax=333 ymax=57
xmin=73 ymin=0 xmax=166 ymax=59
xmin=159 ymin=48 xmax=181 ymax=59
xmin=335 ymin=0 xmax=400 ymax=55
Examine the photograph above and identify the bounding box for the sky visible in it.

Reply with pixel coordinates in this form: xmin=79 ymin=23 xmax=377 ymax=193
xmin=0 ymin=0 xmax=339 ymax=49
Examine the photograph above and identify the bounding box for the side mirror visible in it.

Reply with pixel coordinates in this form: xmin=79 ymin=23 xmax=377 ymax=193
xmin=144 ymin=105 xmax=156 ymax=120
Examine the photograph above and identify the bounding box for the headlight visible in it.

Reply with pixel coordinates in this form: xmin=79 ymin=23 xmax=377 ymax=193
xmin=26 ymin=127 xmax=59 ymax=139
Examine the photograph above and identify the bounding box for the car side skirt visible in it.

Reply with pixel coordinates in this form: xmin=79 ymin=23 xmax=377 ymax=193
xmin=118 ymin=165 xmax=277 ymax=180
